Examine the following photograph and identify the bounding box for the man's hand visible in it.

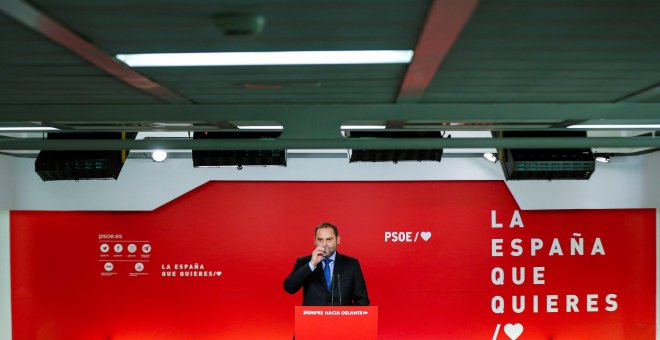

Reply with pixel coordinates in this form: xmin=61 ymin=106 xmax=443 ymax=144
xmin=310 ymin=246 xmax=326 ymax=267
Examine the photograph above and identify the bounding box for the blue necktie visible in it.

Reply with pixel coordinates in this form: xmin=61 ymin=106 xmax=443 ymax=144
xmin=323 ymin=258 xmax=333 ymax=291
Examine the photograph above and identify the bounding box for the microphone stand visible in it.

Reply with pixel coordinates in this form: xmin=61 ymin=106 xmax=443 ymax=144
xmin=330 ymin=271 xmax=335 ymax=306
xmin=337 ymin=273 xmax=342 ymax=306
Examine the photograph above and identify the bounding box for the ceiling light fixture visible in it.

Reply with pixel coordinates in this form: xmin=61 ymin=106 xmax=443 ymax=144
xmin=483 ymin=152 xmax=497 ymax=162
xmin=595 ymin=154 xmax=611 ymax=163
xmin=151 ymin=150 xmax=167 ymax=162
xmin=340 ymin=125 xmax=387 ymax=130
xmin=568 ymin=124 xmax=660 ymax=129
xmin=0 ymin=127 xmax=59 ymax=131
xmin=236 ymin=125 xmax=283 ymax=130
xmin=116 ymin=50 xmax=414 ymax=67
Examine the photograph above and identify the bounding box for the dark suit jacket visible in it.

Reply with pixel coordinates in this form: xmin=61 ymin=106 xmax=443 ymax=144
xmin=284 ymin=252 xmax=369 ymax=306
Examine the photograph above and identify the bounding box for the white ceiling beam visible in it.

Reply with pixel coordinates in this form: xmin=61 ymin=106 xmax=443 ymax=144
xmin=0 ymin=137 xmax=658 ymax=151
xmin=0 ymin=103 xmax=658 ymax=122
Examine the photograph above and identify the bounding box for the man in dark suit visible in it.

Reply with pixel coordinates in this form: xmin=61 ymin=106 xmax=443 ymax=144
xmin=284 ymin=222 xmax=369 ymax=306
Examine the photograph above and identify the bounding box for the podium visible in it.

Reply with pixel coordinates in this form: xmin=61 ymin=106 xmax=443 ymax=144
xmin=294 ymin=306 xmax=378 ymax=340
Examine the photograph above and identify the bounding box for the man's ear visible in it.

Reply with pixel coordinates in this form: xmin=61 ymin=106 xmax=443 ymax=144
xmin=337 ymin=236 xmax=341 ymax=245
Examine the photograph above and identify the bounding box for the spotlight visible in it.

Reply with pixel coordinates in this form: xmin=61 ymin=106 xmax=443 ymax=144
xmin=483 ymin=152 xmax=497 ymax=162
xmin=151 ymin=150 xmax=167 ymax=162
xmin=595 ymin=154 xmax=610 ymax=163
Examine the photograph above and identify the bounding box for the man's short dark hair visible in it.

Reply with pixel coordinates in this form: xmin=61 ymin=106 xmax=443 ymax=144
xmin=315 ymin=222 xmax=339 ymax=237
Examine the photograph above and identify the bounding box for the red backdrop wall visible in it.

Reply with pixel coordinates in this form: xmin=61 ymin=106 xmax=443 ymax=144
xmin=10 ymin=181 xmax=656 ymax=339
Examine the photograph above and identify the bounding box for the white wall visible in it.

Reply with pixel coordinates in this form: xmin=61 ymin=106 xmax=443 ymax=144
xmin=0 ymin=211 xmax=10 ymax=340
xmin=639 ymin=152 xmax=660 ymax=336
xmin=507 ymin=154 xmax=649 ymax=210
xmin=0 ymin=155 xmax=16 ymax=209
xmin=0 ymin=152 xmax=657 ymax=340
xmin=640 ymin=151 xmax=660 ymax=210
xmin=1 ymin=153 xmax=656 ymax=211
xmin=3 ymin=155 xmax=503 ymax=211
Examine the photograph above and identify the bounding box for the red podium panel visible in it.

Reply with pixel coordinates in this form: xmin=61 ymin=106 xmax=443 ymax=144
xmin=295 ymin=306 xmax=378 ymax=340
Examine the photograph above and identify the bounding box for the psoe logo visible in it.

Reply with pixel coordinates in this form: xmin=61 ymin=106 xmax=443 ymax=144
xmin=385 ymin=231 xmax=432 ymax=243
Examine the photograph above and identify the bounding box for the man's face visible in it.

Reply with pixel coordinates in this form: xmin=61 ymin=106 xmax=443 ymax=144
xmin=315 ymin=227 xmax=339 ymax=257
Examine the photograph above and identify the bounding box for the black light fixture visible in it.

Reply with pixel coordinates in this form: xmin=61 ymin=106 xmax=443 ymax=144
xmin=35 ymin=132 xmax=135 ymax=181
xmin=191 ymin=131 xmax=286 ymax=168
xmin=496 ymin=131 xmax=596 ymax=180
xmin=346 ymin=130 xmax=444 ymax=163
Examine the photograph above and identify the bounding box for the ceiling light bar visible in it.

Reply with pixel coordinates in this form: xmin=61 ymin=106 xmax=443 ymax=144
xmin=568 ymin=124 xmax=660 ymax=129
xmin=236 ymin=125 xmax=283 ymax=130
xmin=340 ymin=125 xmax=387 ymax=130
xmin=0 ymin=127 xmax=58 ymax=131
xmin=287 ymin=149 xmax=348 ymax=154
xmin=116 ymin=50 xmax=414 ymax=67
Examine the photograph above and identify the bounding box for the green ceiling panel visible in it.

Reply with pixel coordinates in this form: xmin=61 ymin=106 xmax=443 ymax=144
xmin=424 ymin=0 xmax=660 ymax=103
xmin=0 ymin=13 xmax=164 ymax=104
xmin=137 ymin=64 xmax=406 ymax=103
xmin=33 ymin=0 xmax=431 ymax=53
xmin=0 ymin=0 xmax=658 ymax=148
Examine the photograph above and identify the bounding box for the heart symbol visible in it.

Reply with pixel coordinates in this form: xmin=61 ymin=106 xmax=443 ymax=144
xmin=504 ymin=323 xmax=523 ymax=340
xmin=420 ymin=231 xmax=432 ymax=241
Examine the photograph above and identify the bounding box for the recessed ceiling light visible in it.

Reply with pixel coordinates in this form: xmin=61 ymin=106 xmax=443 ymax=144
xmin=116 ymin=50 xmax=414 ymax=67
xmin=0 ymin=127 xmax=59 ymax=131
xmin=568 ymin=124 xmax=660 ymax=129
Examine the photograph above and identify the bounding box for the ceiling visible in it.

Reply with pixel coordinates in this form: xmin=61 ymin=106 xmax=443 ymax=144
xmin=0 ymin=0 xmax=659 ymax=156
